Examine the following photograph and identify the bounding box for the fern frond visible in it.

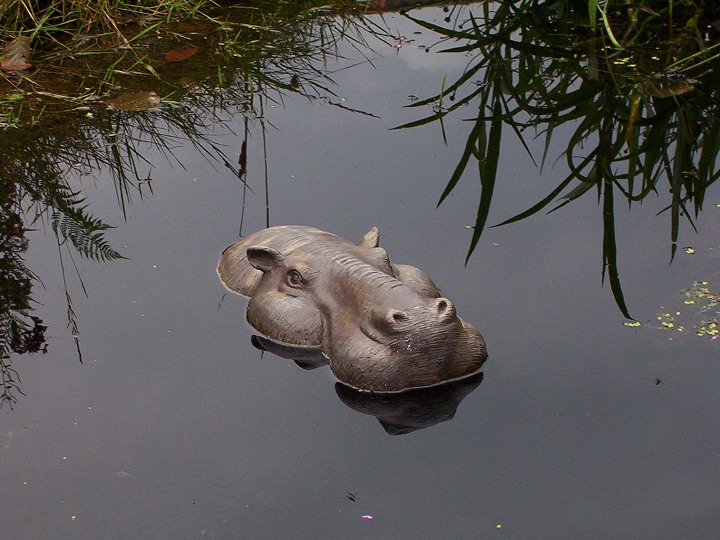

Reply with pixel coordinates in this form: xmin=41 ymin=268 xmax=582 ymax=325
xmin=51 ymin=210 xmax=125 ymax=262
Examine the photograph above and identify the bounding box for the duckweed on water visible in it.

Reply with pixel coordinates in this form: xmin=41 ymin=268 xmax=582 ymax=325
xmin=651 ymin=280 xmax=720 ymax=341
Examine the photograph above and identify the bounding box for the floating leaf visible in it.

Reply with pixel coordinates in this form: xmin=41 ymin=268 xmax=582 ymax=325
xmin=165 ymin=46 xmax=199 ymax=62
xmin=176 ymin=20 xmax=216 ymax=35
xmin=0 ymin=92 xmax=24 ymax=103
xmin=684 ymin=247 xmax=695 ymax=254
xmin=106 ymin=91 xmax=161 ymax=111
xmin=1 ymin=36 xmax=32 ymax=71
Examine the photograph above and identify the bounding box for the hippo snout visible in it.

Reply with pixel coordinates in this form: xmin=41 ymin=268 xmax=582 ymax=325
xmin=372 ymin=297 xmax=459 ymax=338
xmin=368 ymin=297 xmax=460 ymax=345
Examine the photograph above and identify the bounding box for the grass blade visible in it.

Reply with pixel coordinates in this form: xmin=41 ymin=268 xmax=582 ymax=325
xmin=466 ymin=97 xmax=502 ymax=262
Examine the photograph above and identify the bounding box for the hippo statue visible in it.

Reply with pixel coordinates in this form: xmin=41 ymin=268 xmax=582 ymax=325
xmin=218 ymin=225 xmax=487 ymax=392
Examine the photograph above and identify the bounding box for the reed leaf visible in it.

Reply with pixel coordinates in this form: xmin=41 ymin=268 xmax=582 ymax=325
xmin=466 ymin=96 xmax=502 ymax=263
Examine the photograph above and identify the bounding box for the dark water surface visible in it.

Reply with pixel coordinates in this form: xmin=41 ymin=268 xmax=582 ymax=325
xmin=3 ymin=9 xmax=720 ymax=539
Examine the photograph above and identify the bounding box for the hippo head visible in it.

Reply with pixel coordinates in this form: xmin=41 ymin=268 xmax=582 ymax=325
xmin=218 ymin=225 xmax=438 ymax=348
xmin=245 ymin=243 xmax=487 ymax=392
xmin=218 ymin=225 xmax=487 ymax=392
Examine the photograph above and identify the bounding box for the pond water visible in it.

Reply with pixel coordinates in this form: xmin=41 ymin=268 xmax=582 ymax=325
xmin=2 ymin=6 xmax=720 ymax=539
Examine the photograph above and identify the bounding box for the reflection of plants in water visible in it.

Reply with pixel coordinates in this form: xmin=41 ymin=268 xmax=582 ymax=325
xmin=0 ymin=1 xmax=388 ymax=405
xmin=0 ymin=0 xmax=384 ymax=123
xmin=397 ymin=1 xmax=720 ymax=317
xmin=0 ymin=121 xmax=132 ymax=406
xmin=0 ymin=181 xmax=47 ymax=408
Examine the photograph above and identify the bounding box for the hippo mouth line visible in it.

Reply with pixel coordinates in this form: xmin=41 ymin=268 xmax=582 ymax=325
xmin=246 ymin=308 xmax=324 ymax=349
xmin=336 ymin=365 xmax=485 ymax=395
xmin=252 ymin=327 xmax=323 ymax=351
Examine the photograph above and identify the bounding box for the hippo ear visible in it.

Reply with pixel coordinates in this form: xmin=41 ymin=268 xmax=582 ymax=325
xmin=359 ymin=227 xmax=380 ymax=248
xmin=392 ymin=264 xmax=440 ymax=298
xmin=247 ymin=246 xmax=284 ymax=272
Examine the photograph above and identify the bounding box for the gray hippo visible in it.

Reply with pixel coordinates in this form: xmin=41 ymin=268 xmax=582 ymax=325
xmin=218 ymin=225 xmax=487 ymax=392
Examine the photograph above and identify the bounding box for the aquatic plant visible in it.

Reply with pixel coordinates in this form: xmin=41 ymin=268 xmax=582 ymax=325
xmin=0 ymin=178 xmax=47 ymax=408
xmin=396 ymin=0 xmax=720 ymax=317
xmin=0 ymin=0 xmax=389 ymax=405
xmin=0 ymin=0 xmax=382 ymax=116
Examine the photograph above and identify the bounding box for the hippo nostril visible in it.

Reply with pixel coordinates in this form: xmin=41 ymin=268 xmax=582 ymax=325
xmin=436 ymin=297 xmax=456 ymax=320
xmin=383 ymin=309 xmax=408 ymax=330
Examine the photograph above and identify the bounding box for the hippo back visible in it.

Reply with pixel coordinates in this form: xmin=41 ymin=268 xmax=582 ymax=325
xmin=218 ymin=225 xmax=401 ymax=297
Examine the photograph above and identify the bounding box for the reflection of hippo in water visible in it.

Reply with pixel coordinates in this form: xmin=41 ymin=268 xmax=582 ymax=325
xmin=218 ymin=225 xmax=487 ymax=392
xmin=251 ymin=334 xmax=484 ymax=433
xmin=335 ymin=373 xmax=484 ymax=435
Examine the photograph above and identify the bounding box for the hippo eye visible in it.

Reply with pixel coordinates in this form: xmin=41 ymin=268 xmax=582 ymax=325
xmin=286 ymin=269 xmax=304 ymax=288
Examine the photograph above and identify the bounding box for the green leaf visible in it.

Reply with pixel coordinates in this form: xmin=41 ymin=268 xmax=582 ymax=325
xmin=588 ymin=0 xmax=598 ymax=29
xmin=437 ymin=114 xmax=484 ymax=206
xmin=466 ymin=97 xmax=503 ymax=263
xmin=601 ymin=181 xmax=633 ymax=319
